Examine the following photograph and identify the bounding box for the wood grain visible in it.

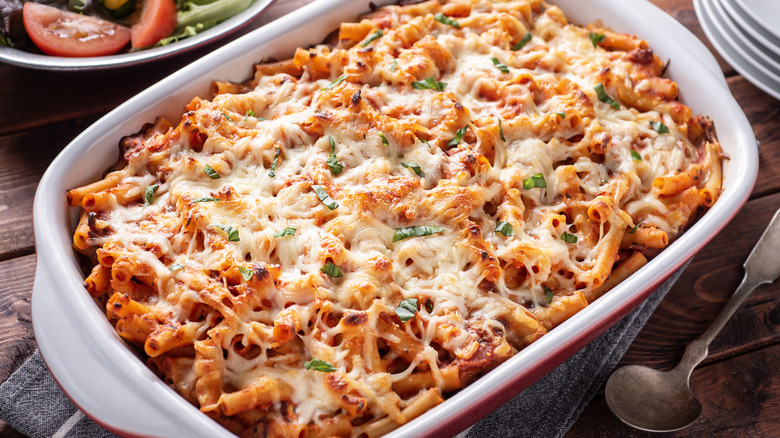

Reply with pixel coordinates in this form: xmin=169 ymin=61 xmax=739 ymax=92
xmin=567 ymin=343 xmax=780 ymax=438
xmin=0 ymin=255 xmax=37 ymax=438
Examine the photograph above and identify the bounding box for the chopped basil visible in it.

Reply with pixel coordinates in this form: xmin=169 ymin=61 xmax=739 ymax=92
xmin=651 ymin=121 xmax=670 ymax=134
xmin=544 ymin=286 xmax=553 ymax=303
xmin=412 ymin=77 xmax=447 ymax=91
xmin=239 ymin=266 xmax=253 ymax=281
xmin=168 ymin=264 xmax=184 ymax=272
xmin=312 ymin=185 xmax=339 ymax=210
xmin=274 ymin=227 xmax=297 ymax=238
xmin=495 ymin=221 xmax=514 ymax=237
xmin=561 ymin=232 xmax=578 ymax=243
xmin=420 ymin=138 xmax=433 ymax=150
xmin=629 ymin=219 xmax=644 ymax=234
xmin=326 ymin=137 xmax=343 ymax=175
xmin=395 ymin=298 xmax=418 ymax=322
xmin=321 ymin=261 xmax=343 ymax=278
xmin=322 ymin=74 xmax=347 ymax=91
xmin=204 ymin=164 xmax=220 ymax=179
xmin=512 ymin=33 xmax=532 ymax=51
xmin=491 ymin=56 xmax=510 ymax=74
xmin=498 ymin=118 xmax=506 ymax=141
xmin=523 ymin=173 xmax=547 ymax=190
xmin=425 ymin=299 xmax=434 ymax=312
xmin=193 ymin=197 xmax=219 ymax=203
xmin=588 ymin=32 xmax=605 ymax=47
xmin=448 ymin=125 xmax=468 ymax=147
xmin=213 ymin=223 xmax=239 ymax=242
xmin=222 ymin=111 xmax=233 ymax=122
xmin=393 ymin=225 xmax=445 ymax=242
xmin=361 ymin=29 xmax=383 ymax=47
xmin=434 ymin=12 xmax=460 ymax=28
xmin=269 ymin=147 xmax=280 ymax=177
xmin=242 ymin=110 xmax=257 ymax=123
xmin=144 ymin=184 xmax=158 ymax=207
xmin=390 ymin=59 xmax=398 ymax=72
xmin=402 ymin=162 xmax=424 ymax=177
xmin=304 ymin=359 xmax=337 ymax=372
xmin=594 ymin=84 xmax=620 ymax=109
xmin=379 ymin=132 xmax=389 ymax=146
xmin=553 ymin=111 xmax=566 ymax=119
xmin=631 ymin=150 xmax=642 ymax=161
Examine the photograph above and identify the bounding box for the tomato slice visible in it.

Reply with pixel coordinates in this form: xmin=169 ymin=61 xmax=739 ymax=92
xmin=23 ymin=3 xmax=131 ymax=57
xmin=131 ymin=0 xmax=178 ymax=48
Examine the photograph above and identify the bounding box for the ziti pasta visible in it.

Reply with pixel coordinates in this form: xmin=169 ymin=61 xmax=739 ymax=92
xmin=68 ymin=0 xmax=724 ymax=436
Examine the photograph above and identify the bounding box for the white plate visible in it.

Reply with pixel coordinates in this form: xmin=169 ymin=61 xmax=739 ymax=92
xmin=718 ymin=0 xmax=780 ymax=57
xmin=32 ymin=0 xmax=756 ymax=437
xmin=712 ymin=0 xmax=780 ymax=77
xmin=697 ymin=0 xmax=780 ymax=100
xmin=733 ymin=0 xmax=780 ymax=41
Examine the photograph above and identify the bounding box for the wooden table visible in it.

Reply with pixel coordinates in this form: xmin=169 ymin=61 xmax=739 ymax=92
xmin=1 ymin=0 xmax=779 ymax=436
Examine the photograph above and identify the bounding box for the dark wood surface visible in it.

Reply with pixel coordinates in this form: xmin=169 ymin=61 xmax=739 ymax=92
xmin=1 ymin=0 xmax=779 ymax=437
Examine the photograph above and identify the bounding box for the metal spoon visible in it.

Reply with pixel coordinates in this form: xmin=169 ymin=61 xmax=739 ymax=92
xmin=605 ymin=208 xmax=780 ymax=432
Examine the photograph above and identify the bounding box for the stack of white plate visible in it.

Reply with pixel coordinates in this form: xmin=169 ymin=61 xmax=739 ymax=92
xmin=694 ymin=0 xmax=780 ymax=100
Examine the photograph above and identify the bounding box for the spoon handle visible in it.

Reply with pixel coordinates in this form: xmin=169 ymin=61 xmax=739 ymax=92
xmin=676 ymin=208 xmax=780 ymax=374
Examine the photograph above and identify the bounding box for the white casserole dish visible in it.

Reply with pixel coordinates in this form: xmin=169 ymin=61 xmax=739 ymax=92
xmin=31 ymin=0 xmax=757 ymax=436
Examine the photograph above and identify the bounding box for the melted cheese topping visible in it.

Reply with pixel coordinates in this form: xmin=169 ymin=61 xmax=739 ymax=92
xmin=69 ymin=1 xmax=723 ymax=436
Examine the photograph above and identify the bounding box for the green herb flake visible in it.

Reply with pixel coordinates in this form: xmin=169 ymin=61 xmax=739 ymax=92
xmin=326 ymin=137 xmax=343 ymax=175
xmin=168 ymin=264 xmax=184 ymax=272
xmin=273 ymin=227 xmax=297 ymax=238
xmin=312 ymin=185 xmax=339 ymax=210
xmin=204 ymin=164 xmax=220 ymax=179
xmin=402 ymin=162 xmax=424 ymax=177
xmin=495 ymin=221 xmax=514 ymax=237
xmin=379 ymin=132 xmax=389 ymax=146
xmin=553 ymin=111 xmax=566 ymax=119
xmin=434 ymin=12 xmax=460 ymax=28
xmin=193 ymin=197 xmax=219 ymax=203
xmin=239 ymin=266 xmax=253 ymax=281
xmin=322 ymin=74 xmax=347 ymax=91
xmin=594 ymin=83 xmax=620 ymax=109
xmin=242 ymin=110 xmax=258 ymax=123
xmin=588 ymin=32 xmax=605 ymax=47
xmin=361 ymin=29 xmax=383 ymax=47
xmin=269 ymin=147 xmax=280 ymax=177
xmin=631 ymin=150 xmax=642 ymax=161
xmin=411 ymin=77 xmax=447 ymax=91
xmin=393 ymin=225 xmax=445 ymax=242
xmin=448 ymin=125 xmax=468 ymax=147
xmin=390 ymin=59 xmax=398 ymax=72
xmin=629 ymin=219 xmax=644 ymax=234
xmin=395 ymin=298 xmax=418 ymax=323
xmin=491 ymin=56 xmax=510 ymax=74
xmin=522 ymin=173 xmax=547 ymax=190
xmin=561 ymin=232 xmax=578 ymax=244
xmin=498 ymin=118 xmax=506 ymax=142
xmin=222 ymin=111 xmax=234 ymax=122
xmin=512 ymin=33 xmax=532 ymax=51
xmin=425 ymin=299 xmax=434 ymax=312
xmin=651 ymin=121 xmax=670 ymax=134
xmin=321 ymin=261 xmax=343 ymax=278
xmin=544 ymin=286 xmax=553 ymax=303
xmin=212 ymin=223 xmax=240 ymax=242
xmin=144 ymin=184 xmax=159 ymax=207
xmin=419 ymin=137 xmax=433 ymax=150
xmin=304 ymin=359 xmax=337 ymax=372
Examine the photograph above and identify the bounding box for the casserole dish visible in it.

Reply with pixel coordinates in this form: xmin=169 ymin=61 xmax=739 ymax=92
xmin=31 ymin=0 xmax=757 ymax=436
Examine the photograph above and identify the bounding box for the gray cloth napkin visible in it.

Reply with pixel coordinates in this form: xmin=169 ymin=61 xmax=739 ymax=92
xmin=0 ymin=266 xmax=685 ymax=438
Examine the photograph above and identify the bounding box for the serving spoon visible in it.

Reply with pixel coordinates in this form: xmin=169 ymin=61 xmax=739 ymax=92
xmin=604 ymin=208 xmax=780 ymax=432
